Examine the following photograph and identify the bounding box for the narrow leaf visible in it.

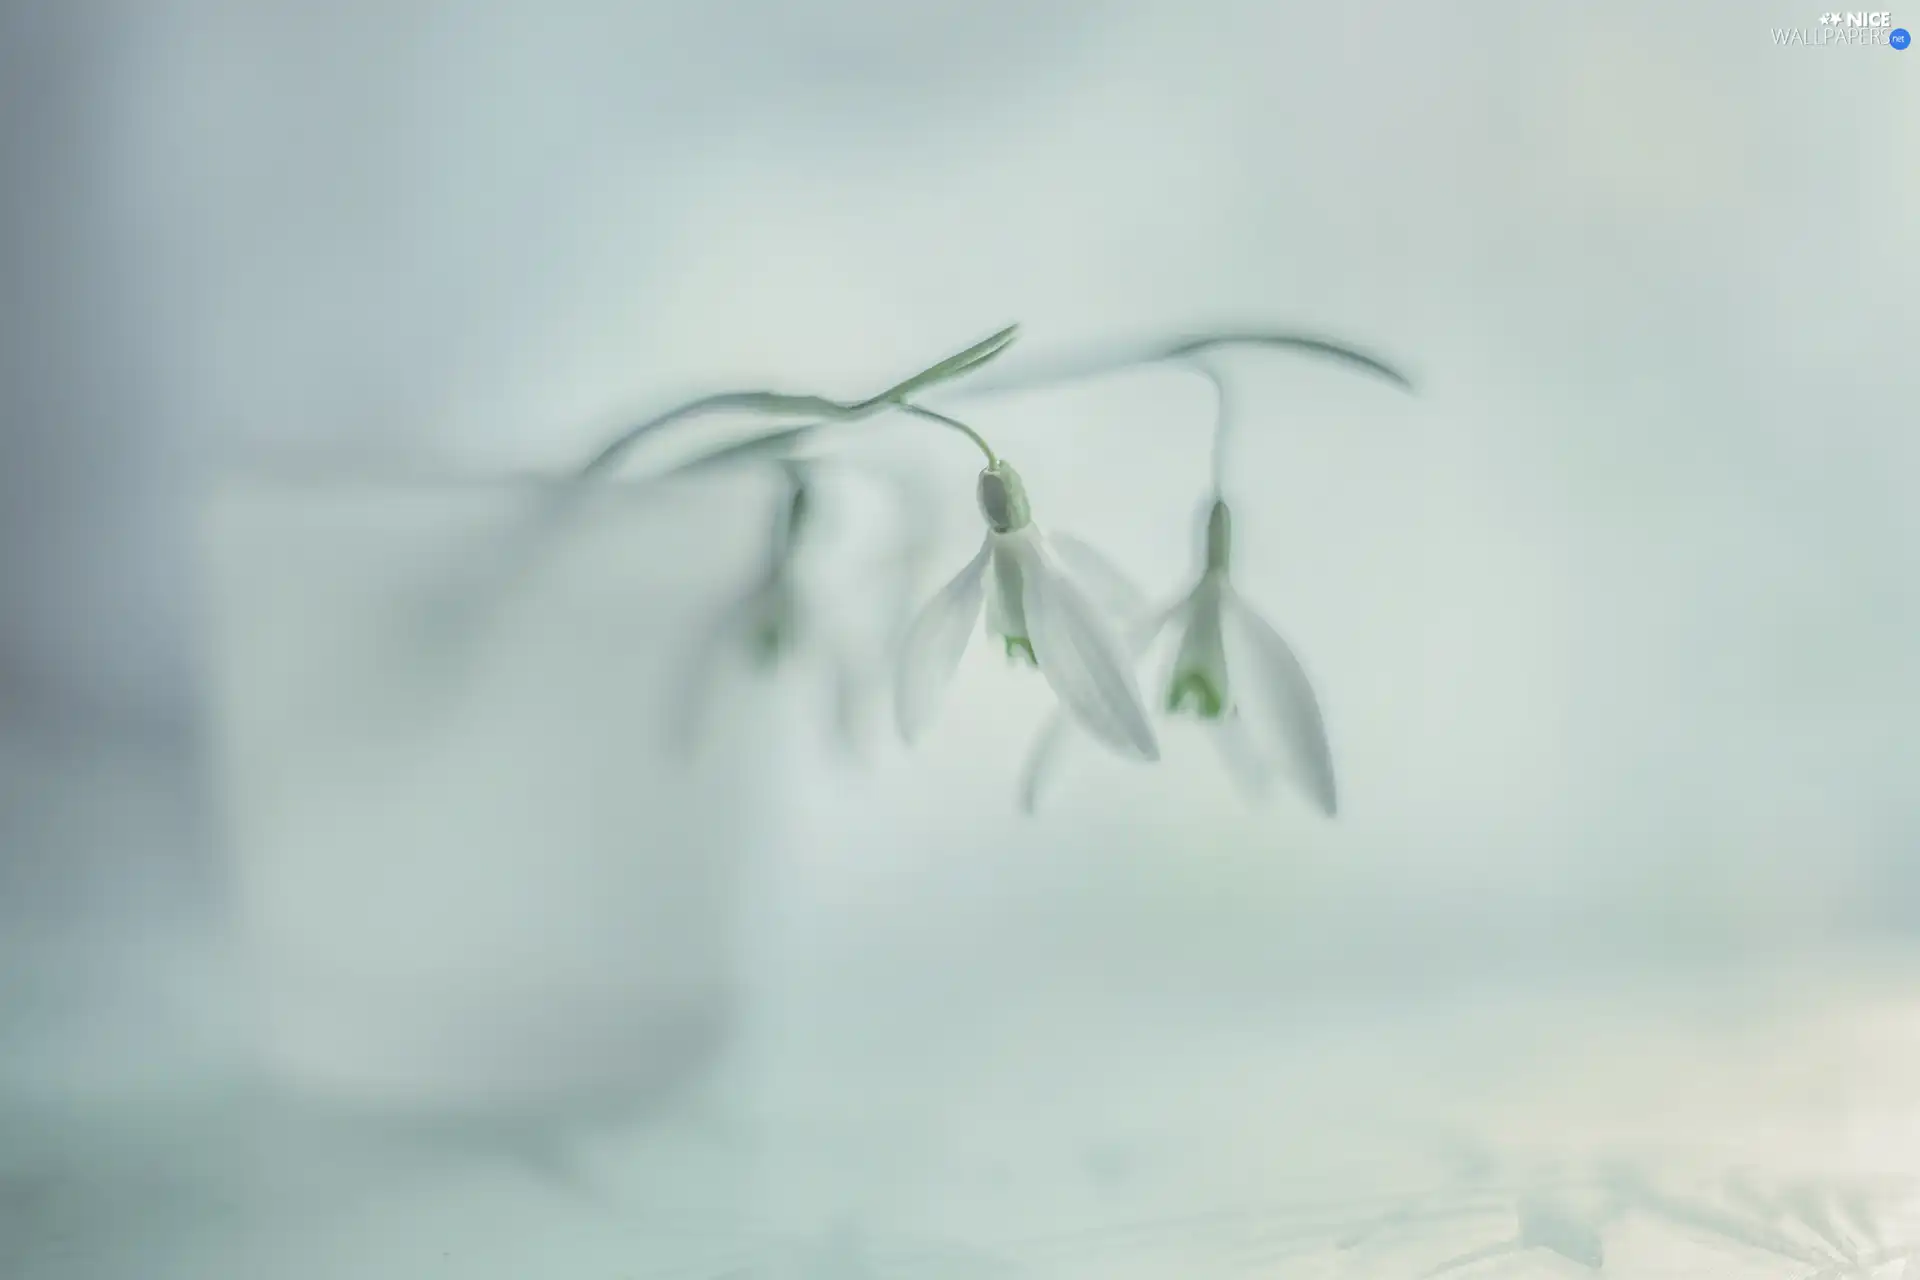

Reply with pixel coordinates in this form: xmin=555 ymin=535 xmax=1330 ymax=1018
xmin=867 ymin=323 xmax=1021 ymax=405
xmin=581 ymin=390 xmax=852 ymax=478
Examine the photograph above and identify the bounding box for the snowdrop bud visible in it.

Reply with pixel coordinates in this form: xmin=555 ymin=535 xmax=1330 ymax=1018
xmin=977 ymin=462 xmax=1031 ymax=533
xmin=1205 ymin=497 xmax=1232 ymax=573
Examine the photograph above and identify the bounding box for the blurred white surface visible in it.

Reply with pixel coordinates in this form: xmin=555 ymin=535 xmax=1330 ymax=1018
xmin=6 ymin=938 xmax=1920 ymax=1277
xmin=195 ymin=467 xmax=784 ymax=1111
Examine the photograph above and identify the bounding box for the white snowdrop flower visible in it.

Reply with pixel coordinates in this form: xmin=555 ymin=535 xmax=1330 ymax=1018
xmin=1020 ymin=496 xmax=1336 ymax=815
xmin=894 ymin=459 xmax=1160 ymax=762
xmin=672 ymin=463 xmax=884 ymax=754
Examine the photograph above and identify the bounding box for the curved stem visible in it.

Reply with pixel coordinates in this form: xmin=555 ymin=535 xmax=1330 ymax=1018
xmin=1165 ymin=332 xmax=1413 ymax=391
xmin=1191 ymin=360 xmax=1231 ymax=496
xmin=855 ymin=323 xmax=1020 ymax=408
xmin=580 ymin=390 xmax=856 ymax=479
xmin=578 ymin=325 xmax=1018 ymax=479
xmin=952 ymin=330 xmax=1414 ymax=402
xmin=893 ymin=402 xmax=998 ymax=466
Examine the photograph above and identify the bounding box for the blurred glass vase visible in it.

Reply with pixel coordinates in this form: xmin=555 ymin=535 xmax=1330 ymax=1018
xmin=196 ymin=463 xmax=778 ymax=1115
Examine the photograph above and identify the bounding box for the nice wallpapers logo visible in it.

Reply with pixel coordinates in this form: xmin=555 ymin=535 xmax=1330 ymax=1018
xmin=1773 ymin=11 xmax=1912 ymax=46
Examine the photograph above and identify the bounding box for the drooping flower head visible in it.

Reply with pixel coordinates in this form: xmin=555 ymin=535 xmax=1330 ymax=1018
xmin=1021 ymin=495 xmax=1337 ymax=816
xmin=669 ymin=461 xmax=913 ymax=756
xmin=895 ymin=458 xmax=1159 ymax=762
xmin=1165 ymin=498 xmax=1236 ymax=719
xmin=740 ymin=467 xmax=810 ymax=668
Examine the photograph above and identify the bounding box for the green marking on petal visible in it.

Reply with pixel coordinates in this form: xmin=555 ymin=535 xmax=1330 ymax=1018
xmin=1166 ymin=671 xmax=1225 ymax=719
xmin=1004 ymin=635 xmax=1037 ymax=666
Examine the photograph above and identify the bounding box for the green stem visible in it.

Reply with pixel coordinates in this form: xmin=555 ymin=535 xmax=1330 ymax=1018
xmin=579 ymin=324 xmax=1017 ymax=480
xmin=1191 ymin=360 xmax=1231 ymax=496
xmin=580 ymin=391 xmax=857 ymax=479
xmin=894 ymin=402 xmax=998 ymax=466
xmin=1163 ymin=333 xmax=1414 ymax=390
xmin=952 ymin=330 xmax=1415 ymax=402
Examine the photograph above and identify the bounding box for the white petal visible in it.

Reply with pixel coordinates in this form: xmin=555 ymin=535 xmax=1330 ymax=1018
xmin=1142 ymin=591 xmax=1199 ymax=701
xmin=1224 ymin=588 xmax=1337 ymax=815
xmin=1018 ymin=537 xmax=1160 ymax=761
xmin=1206 ymin=712 xmax=1275 ymax=802
xmin=1019 ymin=594 xmax=1191 ymax=813
xmin=893 ymin=537 xmax=991 ymax=743
xmin=1047 ymin=531 xmax=1153 ymax=628
xmin=1134 ymin=593 xmax=1193 ymax=651
xmin=1015 ymin=710 xmax=1078 ymax=814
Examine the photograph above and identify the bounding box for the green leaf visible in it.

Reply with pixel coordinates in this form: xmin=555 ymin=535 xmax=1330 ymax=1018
xmin=650 ymin=423 xmax=824 ymax=480
xmin=865 ymin=323 xmax=1020 ymax=406
xmin=578 ymin=327 xmax=1018 ymax=481
xmin=580 ymin=391 xmax=853 ymax=478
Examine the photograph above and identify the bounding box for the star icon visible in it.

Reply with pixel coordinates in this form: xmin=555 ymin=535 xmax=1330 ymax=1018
xmin=1820 ymin=11 xmax=1840 ymax=22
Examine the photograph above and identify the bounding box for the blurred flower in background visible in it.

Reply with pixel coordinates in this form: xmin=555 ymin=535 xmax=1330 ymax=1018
xmin=670 ymin=453 xmax=941 ymax=759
